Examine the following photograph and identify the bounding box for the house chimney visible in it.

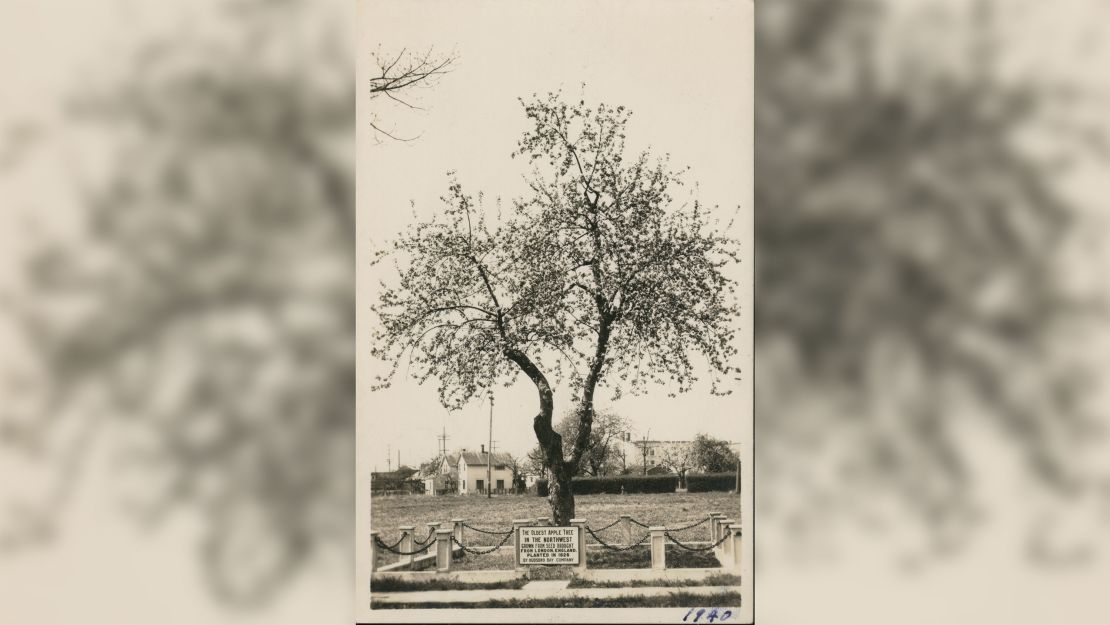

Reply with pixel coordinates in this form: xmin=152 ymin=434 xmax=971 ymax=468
xmin=481 ymin=444 xmax=485 ymax=454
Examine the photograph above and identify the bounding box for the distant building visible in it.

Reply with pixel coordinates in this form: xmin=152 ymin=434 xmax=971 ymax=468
xmin=419 ymin=446 xmax=514 ymax=495
xmin=618 ymin=434 xmax=742 ymax=474
xmin=457 ymin=445 xmax=513 ymax=494
xmin=371 ymin=465 xmax=422 ymax=494
xmin=417 ymin=459 xmax=457 ymax=495
xmin=421 ymin=469 xmax=458 ymax=495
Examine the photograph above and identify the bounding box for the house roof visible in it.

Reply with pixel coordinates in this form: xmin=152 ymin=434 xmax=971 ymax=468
xmin=424 ymin=469 xmax=459 ymax=481
xmin=372 ymin=468 xmax=419 ymax=480
xmin=459 ymin=451 xmax=513 ymax=466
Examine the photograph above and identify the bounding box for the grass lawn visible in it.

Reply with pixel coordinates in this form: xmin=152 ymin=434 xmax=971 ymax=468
xmin=371 ymin=492 xmax=740 ymax=570
xmin=567 ymin=572 xmax=741 ymax=589
xmin=370 ymin=577 xmax=528 ymax=592
xmin=373 ymin=590 xmax=743 ymax=609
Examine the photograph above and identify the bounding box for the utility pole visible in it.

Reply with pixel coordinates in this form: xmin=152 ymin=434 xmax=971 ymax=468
xmin=487 ymin=393 xmax=494 ymax=499
xmin=437 ymin=426 xmax=450 ymax=460
xmin=735 ymin=457 xmax=741 ymax=496
xmin=387 ymin=444 xmax=392 ymax=471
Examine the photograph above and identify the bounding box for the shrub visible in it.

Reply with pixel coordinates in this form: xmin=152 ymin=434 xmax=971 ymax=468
xmin=686 ymin=472 xmax=736 ymax=493
xmin=533 ymin=478 xmax=549 ymax=497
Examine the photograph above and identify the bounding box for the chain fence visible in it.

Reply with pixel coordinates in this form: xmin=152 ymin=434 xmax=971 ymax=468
xmin=584 ymin=524 xmax=652 ymax=552
xmin=461 ymin=522 xmax=512 ymax=535
xmin=411 ymin=527 xmax=436 ymax=546
xmin=376 ymin=515 xmax=725 ymax=557
xmin=664 ymin=530 xmax=731 ymax=552
xmin=452 ymin=531 xmax=514 ymax=555
xmin=374 ymin=534 xmax=434 ymax=556
xmin=664 ymin=516 xmax=712 ymax=533
xmin=626 ymin=515 xmax=714 ymax=532
xmin=589 ymin=517 xmax=622 ymax=532
xmin=374 ymin=532 xmax=406 ymax=550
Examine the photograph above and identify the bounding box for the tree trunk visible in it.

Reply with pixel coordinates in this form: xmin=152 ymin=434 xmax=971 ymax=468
xmin=547 ymin=460 xmax=575 ymax=525
xmin=569 ymin=314 xmax=613 ymax=470
xmin=504 ymin=346 xmax=576 ymax=525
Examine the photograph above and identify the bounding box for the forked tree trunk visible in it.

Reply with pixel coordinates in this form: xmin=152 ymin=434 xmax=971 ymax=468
xmin=504 ymin=346 xmax=576 ymax=525
xmin=503 ymin=311 xmax=614 ymax=524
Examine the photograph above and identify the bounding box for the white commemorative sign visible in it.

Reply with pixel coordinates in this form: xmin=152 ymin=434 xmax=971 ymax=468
xmin=517 ymin=526 xmax=580 ymax=565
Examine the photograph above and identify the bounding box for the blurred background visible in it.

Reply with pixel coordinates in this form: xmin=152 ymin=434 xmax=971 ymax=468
xmin=3 ymin=0 xmax=1110 ymax=623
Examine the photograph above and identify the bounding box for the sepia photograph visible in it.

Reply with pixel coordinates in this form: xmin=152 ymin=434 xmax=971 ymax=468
xmin=355 ymin=0 xmax=753 ymax=622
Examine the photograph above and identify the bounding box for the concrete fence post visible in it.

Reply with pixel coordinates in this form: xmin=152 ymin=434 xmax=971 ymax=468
xmin=571 ymin=518 xmax=588 ymax=571
xmin=729 ymin=524 xmax=743 ymax=570
xmin=451 ymin=518 xmax=464 ymax=546
xmin=620 ymin=514 xmax=632 ymax=545
xmin=708 ymin=512 xmax=721 ymax=543
xmin=536 ymin=517 xmax=547 ymax=527
xmin=720 ymin=519 xmax=735 ymax=562
xmin=369 ymin=531 xmax=379 ymax=573
xmin=397 ymin=525 xmax=415 ymax=568
xmin=435 ymin=529 xmax=453 ymax=572
xmin=512 ymin=519 xmax=530 ymax=571
xmin=425 ymin=521 xmax=441 ymax=540
xmin=650 ymin=526 xmax=666 ymax=570
xmin=714 ymin=513 xmax=727 ymax=544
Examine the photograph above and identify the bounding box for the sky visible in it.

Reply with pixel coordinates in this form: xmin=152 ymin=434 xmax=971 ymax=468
xmin=356 ymin=0 xmax=755 ymax=468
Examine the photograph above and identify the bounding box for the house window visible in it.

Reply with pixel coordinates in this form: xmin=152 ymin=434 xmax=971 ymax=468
xmin=496 ymin=479 xmax=505 ymax=491
xmin=476 ymin=479 xmax=484 ymax=493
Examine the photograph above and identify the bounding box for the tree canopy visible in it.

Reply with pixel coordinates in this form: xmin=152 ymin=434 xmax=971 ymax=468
xmin=689 ymin=433 xmax=740 ymax=473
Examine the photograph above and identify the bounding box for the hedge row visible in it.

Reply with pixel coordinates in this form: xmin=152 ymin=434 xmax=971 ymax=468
xmin=686 ymin=472 xmax=736 ymax=493
xmin=578 ymin=474 xmax=679 ymax=494
xmin=570 ymin=476 xmax=623 ymax=495
xmin=531 ymin=474 xmax=686 ymax=496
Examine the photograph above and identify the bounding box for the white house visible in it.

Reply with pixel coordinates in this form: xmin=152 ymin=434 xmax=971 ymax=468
xmin=457 ymin=445 xmax=514 ymax=494
xmin=418 ymin=453 xmax=459 ymax=496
